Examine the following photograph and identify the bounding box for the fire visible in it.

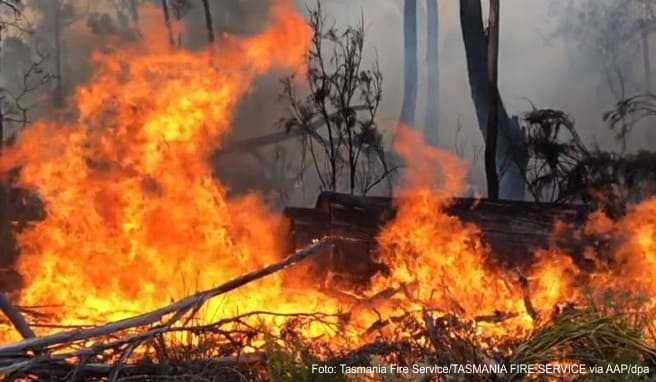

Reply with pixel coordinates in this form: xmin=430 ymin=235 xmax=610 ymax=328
xmin=2 ymin=2 xmax=656 ymax=366
xmin=371 ymin=128 xmax=656 ymax=342
xmin=609 ymin=199 xmax=656 ymax=294
xmin=373 ymin=127 xmax=534 ymax=339
xmin=527 ymin=249 xmax=579 ymax=315
xmin=586 ymin=199 xmax=656 ymax=312
xmin=0 ymin=1 xmax=325 ymax=343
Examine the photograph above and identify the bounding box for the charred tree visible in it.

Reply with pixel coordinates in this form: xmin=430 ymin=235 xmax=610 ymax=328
xmin=161 ymin=0 xmax=174 ymax=46
xmin=399 ymin=0 xmax=418 ymax=128
xmin=128 ymin=0 xmax=139 ymax=25
xmin=38 ymin=1 xmax=85 ymax=107
xmin=424 ymin=0 xmax=440 ymax=147
xmin=485 ymin=0 xmax=500 ymax=200
xmin=201 ymin=0 xmax=215 ymax=43
xmin=460 ymin=0 xmax=527 ymax=200
xmin=0 ymin=293 xmax=34 ymax=339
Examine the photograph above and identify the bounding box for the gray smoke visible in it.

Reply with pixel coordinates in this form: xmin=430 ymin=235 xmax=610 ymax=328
xmin=1 ymin=0 xmax=653 ymax=205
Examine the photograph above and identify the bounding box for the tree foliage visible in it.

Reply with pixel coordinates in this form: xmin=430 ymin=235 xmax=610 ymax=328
xmin=604 ymin=94 xmax=656 ymax=146
xmin=279 ymin=2 xmax=393 ymax=196
xmin=520 ymin=98 xmax=656 ymax=214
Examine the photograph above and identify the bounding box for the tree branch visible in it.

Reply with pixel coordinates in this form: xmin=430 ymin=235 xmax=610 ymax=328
xmin=0 ymin=293 xmax=35 ymax=340
xmin=0 ymin=238 xmax=333 ymax=356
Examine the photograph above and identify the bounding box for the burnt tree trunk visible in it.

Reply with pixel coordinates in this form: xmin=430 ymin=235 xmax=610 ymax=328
xmin=0 ymin=293 xmax=35 ymax=339
xmin=161 ymin=0 xmax=174 ymax=47
xmin=485 ymin=0 xmax=500 ymax=200
xmin=642 ymin=24 xmax=652 ymax=93
xmin=201 ymin=0 xmax=215 ymax=44
xmin=460 ymin=0 xmax=527 ymax=200
xmin=128 ymin=0 xmax=139 ymax=25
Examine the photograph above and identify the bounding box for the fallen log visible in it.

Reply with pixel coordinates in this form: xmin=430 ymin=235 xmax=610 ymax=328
xmin=0 ymin=238 xmax=333 ymax=357
xmin=284 ymin=192 xmax=592 ymax=285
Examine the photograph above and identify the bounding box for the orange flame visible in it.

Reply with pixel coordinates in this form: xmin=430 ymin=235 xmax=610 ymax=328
xmin=373 ymin=126 xmax=533 ymax=338
xmin=586 ymin=199 xmax=656 ymax=310
xmin=527 ymin=249 xmax=579 ymax=315
xmin=1 ymin=1 xmax=321 ymax=343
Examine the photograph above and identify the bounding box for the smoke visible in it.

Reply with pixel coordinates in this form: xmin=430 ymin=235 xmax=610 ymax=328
xmin=1 ymin=0 xmax=652 ymax=203
xmin=310 ymin=0 xmax=654 ymax=194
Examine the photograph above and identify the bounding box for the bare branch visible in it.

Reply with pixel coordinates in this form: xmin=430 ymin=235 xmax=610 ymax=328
xmin=0 ymin=293 xmax=35 ymax=340
xmin=0 ymin=238 xmax=333 ymax=356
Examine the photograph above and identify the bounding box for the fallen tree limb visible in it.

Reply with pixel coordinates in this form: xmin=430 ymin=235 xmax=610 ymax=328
xmin=216 ymin=106 xmax=369 ymax=156
xmin=286 ymin=192 xmax=592 ymax=270
xmin=0 ymin=238 xmax=333 ymax=356
xmin=1 ymin=353 xmax=268 ymax=381
xmin=0 ymin=293 xmax=35 ymax=339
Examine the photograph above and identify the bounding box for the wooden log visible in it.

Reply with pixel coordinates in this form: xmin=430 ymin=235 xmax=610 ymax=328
xmin=284 ymin=192 xmax=592 ymax=282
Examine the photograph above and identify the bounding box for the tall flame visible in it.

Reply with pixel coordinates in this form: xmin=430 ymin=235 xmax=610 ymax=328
xmin=373 ymin=126 xmax=533 ymax=338
xmin=1 ymin=1 xmax=318 ymax=342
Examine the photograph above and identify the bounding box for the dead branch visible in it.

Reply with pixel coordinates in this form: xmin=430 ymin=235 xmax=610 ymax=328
xmin=0 ymin=238 xmax=333 ymax=357
xmin=2 ymin=353 xmax=267 ymax=381
xmin=0 ymin=293 xmax=34 ymax=339
xmin=217 ymin=105 xmax=369 ymax=156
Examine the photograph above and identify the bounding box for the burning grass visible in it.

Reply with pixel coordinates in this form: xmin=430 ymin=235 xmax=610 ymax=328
xmin=4 ymin=305 xmax=655 ymax=381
